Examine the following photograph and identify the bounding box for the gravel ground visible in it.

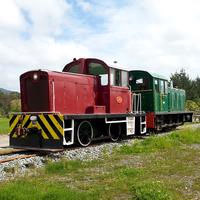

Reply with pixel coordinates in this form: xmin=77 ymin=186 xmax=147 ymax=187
xmin=0 ymin=139 xmax=134 ymax=182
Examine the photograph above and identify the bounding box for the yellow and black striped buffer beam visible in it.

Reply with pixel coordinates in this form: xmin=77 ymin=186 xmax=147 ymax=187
xmin=9 ymin=114 xmax=64 ymax=140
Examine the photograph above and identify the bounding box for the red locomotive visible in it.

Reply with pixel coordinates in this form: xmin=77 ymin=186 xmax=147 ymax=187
xmin=10 ymin=58 xmax=146 ymax=150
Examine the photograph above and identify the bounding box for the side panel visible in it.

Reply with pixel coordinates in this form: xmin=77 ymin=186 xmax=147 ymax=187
xmin=9 ymin=114 xmax=64 ymax=150
xmin=109 ymin=86 xmax=131 ymax=113
xmin=168 ymin=88 xmax=186 ymax=112
xmin=141 ymin=91 xmax=154 ymax=112
xmin=49 ymin=73 xmax=97 ymax=114
xmin=154 ymin=88 xmax=168 ymax=112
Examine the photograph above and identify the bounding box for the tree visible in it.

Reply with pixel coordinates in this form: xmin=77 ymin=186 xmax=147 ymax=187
xmin=170 ymin=69 xmax=193 ymax=100
xmin=10 ymin=99 xmax=21 ymax=112
xmin=0 ymin=91 xmax=20 ymax=117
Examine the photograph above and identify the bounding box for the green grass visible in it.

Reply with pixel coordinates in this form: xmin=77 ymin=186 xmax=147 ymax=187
xmin=131 ymin=181 xmax=174 ymax=200
xmin=0 ymin=127 xmax=200 ymax=199
xmin=118 ymin=128 xmax=200 ymax=154
xmin=0 ymin=179 xmax=95 ymax=200
xmin=0 ymin=117 xmax=9 ymax=134
xmin=45 ymin=159 xmax=83 ymax=175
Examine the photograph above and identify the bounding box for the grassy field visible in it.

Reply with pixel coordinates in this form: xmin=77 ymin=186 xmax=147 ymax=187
xmin=0 ymin=126 xmax=200 ymax=199
xmin=0 ymin=118 xmax=9 ymax=134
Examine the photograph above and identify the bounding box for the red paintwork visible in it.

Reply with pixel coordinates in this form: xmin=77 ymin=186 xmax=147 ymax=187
xmin=90 ymin=105 xmax=106 ymax=113
xmin=146 ymin=112 xmax=155 ymax=129
xmin=20 ymin=58 xmax=132 ymax=114
xmin=109 ymin=86 xmax=131 ymax=113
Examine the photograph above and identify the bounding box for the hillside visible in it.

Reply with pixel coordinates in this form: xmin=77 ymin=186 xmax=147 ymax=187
xmin=0 ymin=88 xmax=13 ymax=94
xmin=0 ymin=88 xmax=20 ymax=116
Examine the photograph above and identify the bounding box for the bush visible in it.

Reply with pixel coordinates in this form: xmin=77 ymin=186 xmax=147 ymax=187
xmin=131 ymin=181 xmax=173 ymax=200
xmin=185 ymin=100 xmax=199 ymax=111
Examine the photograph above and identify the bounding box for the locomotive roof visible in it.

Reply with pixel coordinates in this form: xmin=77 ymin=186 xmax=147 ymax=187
xmin=130 ymin=70 xmax=168 ymax=81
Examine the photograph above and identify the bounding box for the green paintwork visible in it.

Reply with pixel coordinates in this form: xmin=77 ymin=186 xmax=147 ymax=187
xmin=129 ymin=70 xmax=185 ymax=112
xmin=168 ymin=87 xmax=185 ymax=111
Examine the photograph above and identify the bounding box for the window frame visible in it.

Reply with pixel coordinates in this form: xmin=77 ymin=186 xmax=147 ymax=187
xmin=160 ymin=80 xmax=164 ymax=94
xmin=154 ymin=79 xmax=159 ymax=92
xmin=109 ymin=67 xmax=128 ymax=87
xmin=68 ymin=64 xmax=81 ymax=74
xmin=87 ymin=61 xmax=109 ymax=86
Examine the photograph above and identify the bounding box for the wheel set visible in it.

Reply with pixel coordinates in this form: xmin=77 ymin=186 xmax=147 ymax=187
xmin=76 ymin=120 xmax=122 ymax=147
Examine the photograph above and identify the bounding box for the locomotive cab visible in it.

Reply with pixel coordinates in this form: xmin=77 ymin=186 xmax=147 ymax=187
xmin=63 ymin=58 xmax=132 ymax=114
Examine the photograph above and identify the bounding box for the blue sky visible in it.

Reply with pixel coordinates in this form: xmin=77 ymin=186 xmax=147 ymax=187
xmin=0 ymin=0 xmax=200 ymax=91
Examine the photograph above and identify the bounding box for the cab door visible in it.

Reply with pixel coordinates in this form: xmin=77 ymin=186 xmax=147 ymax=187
xmin=109 ymin=68 xmax=131 ymax=113
xmin=86 ymin=59 xmax=109 ymax=112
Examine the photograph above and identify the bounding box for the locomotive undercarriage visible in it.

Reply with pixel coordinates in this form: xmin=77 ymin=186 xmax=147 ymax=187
xmin=154 ymin=112 xmax=193 ymax=132
xmin=9 ymin=113 xmax=146 ymax=150
xmin=63 ymin=114 xmax=146 ymax=147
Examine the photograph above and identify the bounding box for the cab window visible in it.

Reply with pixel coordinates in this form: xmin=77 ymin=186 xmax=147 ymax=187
xmin=110 ymin=68 xmax=128 ymax=87
xmin=110 ymin=68 xmax=121 ymax=86
xmin=135 ymin=77 xmax=149 ymax=90
xmin=121 ymin=70 xmax=128 ymax=87
xmin=160 ymin=80 xmax=164 ymax=93
xmin=88 ymin=62 xmax=108 ymax=86
xmin=115 ymin=69 xmax=121 ymax=86
xmin=154 ymin=79 xmax=159 ymax=92
xmin=110 ymin=68 xmax=115 ymax=85
xmin=68 ymin=64 xmax=81 ymax=73
xmin=165 ymin=81 xmax=168 ymax=94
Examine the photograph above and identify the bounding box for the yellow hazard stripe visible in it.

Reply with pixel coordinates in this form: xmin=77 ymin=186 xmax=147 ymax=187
xmin=58 ymin=115 xmax=63 ymax=121
xmin=36 ymin=122 xmax=49 ymax=139
xmin=10 ymin=114 xmax=64 ymax=140
xmin=10 ymin=115 xmax=21 ymax=133
xmin=49 ymin=115 xmax=63 ymax=136
xmin=39 ymin=115 xmax=59 ymax=140
xmin=22 ymin=115 xmax=30 ymax=127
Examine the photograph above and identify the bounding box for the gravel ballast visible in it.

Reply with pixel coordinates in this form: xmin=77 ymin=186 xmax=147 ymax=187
xmin=0 ymin=140 xmax=134 ymax=181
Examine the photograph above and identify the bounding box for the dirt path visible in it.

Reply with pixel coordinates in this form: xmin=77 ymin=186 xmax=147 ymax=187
xmin=0 ymin=134 xmax=9 ymax=147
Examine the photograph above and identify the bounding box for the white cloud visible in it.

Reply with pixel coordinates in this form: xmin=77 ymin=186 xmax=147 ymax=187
xmin=0 ymin=0 xmax=200 ymax=91
xmin=0 ymin=36 xmax=90 ymax=90
xmin=0 ymin=0 xmax=25 ymax=31
xmin=15 ymin=0 xmax=71 ymax=36
xmin=82 ymin=0 xmax=200 ymax=78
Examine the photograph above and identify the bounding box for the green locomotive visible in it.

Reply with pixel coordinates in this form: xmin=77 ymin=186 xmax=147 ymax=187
xmin=129 ymin=70 xmax=192 ymax=131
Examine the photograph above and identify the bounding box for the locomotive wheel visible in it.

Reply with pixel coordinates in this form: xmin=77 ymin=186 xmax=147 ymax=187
xmin=77 ymin=121 xmax=93 ymax=147
xmin=109 ymin=123 xmax=121 ymax=142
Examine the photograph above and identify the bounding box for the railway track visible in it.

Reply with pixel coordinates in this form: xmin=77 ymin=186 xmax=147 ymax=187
xmin=0 ymin=140 xmax=125 ymax=166
xmin=0 ymin=147 xmax=28 ymax=156
xmin=0 ymin=147 xmax=36 ymax=164
xmin=0 ymin=154 xmax=36 ymax=164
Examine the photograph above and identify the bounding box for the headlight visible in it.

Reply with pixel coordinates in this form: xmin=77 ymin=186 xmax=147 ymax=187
xmin=30 ymin=116 xmax=37 ymax=125
xmin=33 ymin=73 xmax=38 ymax=80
